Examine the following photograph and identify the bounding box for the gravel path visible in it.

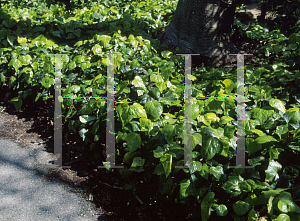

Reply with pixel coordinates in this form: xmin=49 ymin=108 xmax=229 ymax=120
xmin=0 ymin=138 xmax=103 ymax=221
xmin=0 ymin=102 xmax=105 ymax=221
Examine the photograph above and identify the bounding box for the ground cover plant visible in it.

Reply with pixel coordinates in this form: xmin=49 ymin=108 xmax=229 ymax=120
xmin=0 ymin=0 xmax=300 ymax=220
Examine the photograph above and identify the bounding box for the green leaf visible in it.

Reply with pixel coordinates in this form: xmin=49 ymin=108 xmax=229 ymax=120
xmin=224 ymin=125 xmax=235 ymax=139
xmin=9 ymin=57 xmax=22 ymax=72
xmin=116 ymin=103 xmax=134 ymax=127
xmin=149 ymin=87 xmax=160 ymax=99
xmin=68 ymin=61 xmax=76 ymax=70
xmin=205 ymin=113 xmax=220 ymax=122
xmin=153 ymin=163 xmax=164 ymax=175
xmin=222 ymin=175 xmax=243 ymax=196
xmin=192 ymin=133 xmax=202 ymax=150
xmin=43 ymin=59 xmax=53 ymax=74
xmin=132 ymin=76 xmax=146 ymax=90
xmin=52 ymin=30 xmax=61 ymax=38
xmin=130 ymin=103 xmax=147 ymax=118
xmin=0 ymin=73 xmax=5 ymax=82
xmin=210 ymin=165 xmax=223 ymax=181
xmin=162 ymin=124 xmax=176 ymax=144
xmin=233 ymin=201 xmax=250 ymax=216
xmin=278 ymin=192 xmax=300 ymax=213
xmin=41 ymin=76 xmax=54 ymax=88
xmin=180 ymin=179 xmax=193 ymax=199
xmin=123 ymin=152 xmax=140 ymax=164
xmin=212 ymin=204 xmax=228 ymax=216
xmin=276 ymin=214 xmax=290 ymax=221
xmin=201 ymin=136 xmax=222 ymax=160
xmin=79 ymin=115 xmax=96 ymax=123
xmin=145 ymin=100 xmax=163 ymax=120
xmin=188 ymin=161 xmax=202 ymax=174
xmin=73 ymin=55 xmax=85 ymax=64
xmin=79 ymin=128 xmax=88 ymax=141
xmin=200 ymin=163 xmax=209 ymax=180
xmin=265 ymin=160 xmax=282 ymax=182
xmin=131 ymin=157 xmax=145 ymax=167
xmin=223 ymin=79 xmax=234 ymax=93
xmin=269 ymin=98 xmax=286 ymax=113
xmin=161 ymin=50 xmax=172 ymax=59
xmin=160 ymin=153 xmax=172 ymax=178
xmin=125 ymin=132 xmax=141 ymax=152
xmin=201 ymin=192 xmax=215 ymax=221
xmin=140 ymin=118 xmax=152 ymax=131
xmin=286 ymin=43 xmax=297 ymax=50
xmin=246 ymin=138 xmax=262 ymax=156
xmin=92 ymin=44 xmax=102 ymax=54
xmin=275 ymin=125 xmax=288 ymax=139
xmin=220 ymin=116 xmax=234 ymax=124
xmin=8 ymin=76 xmax=16 ymax=89
xmin=71 ymin=85 xmax=81 ymax=93
xmin=97 ymin=35 xmax=111 ymax=48
xmin=153 ymin=146 xmax=165 ymax=158
xmin=7 ymin=35 xmax=16 ymax=46
xmin=17 ymin=37 xmax=27 ymax=43
xmin=18 ymin=55 xmax=32 ymax=66
xmin=254 ymin=135 xmax=278 ymax=144
xmin=10 ymin=96 xmax=22 ymax=110
xmin=248 ymin=129 xmax=265 ymax=136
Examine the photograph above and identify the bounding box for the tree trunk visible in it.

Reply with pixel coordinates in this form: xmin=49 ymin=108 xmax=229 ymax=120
xmin=157 ymin=0 xmax=247 ymax=68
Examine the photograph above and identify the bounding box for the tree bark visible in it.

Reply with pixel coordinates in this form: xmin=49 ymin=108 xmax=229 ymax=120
xmin=157 ymin=0 xmax=247 ymax=68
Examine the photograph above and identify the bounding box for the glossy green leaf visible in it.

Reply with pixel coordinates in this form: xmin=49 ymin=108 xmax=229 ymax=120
xmin=276 ymin=214 xmax=290 ymax=221
xmin=41 ymin=76 xmax=54 ymax=88
xmin=192 ymin=133 xmax=202 ymax=150
xmin=18 ymin=55 xmax=32 ymax=66
xmin=92 ymin=44 xmax=102 ymax=54
xmin=79 ymin=115 xmax=96 ymax=123
xmin=71 ymin=85 xmax=81 ymax=93
xmin=269 ymin=98 xmax=286 ymax=113
xmin=17 ymin=37 xmax=27 ymax=43
xmin=233 ymin=200 xmax=250 ymax=216
xmin=220 ymin=116 xmax=234 ymax=124
xmin=68 ymin=61 xmax=76 ymax=70
xmin=145 ymin=100 xmax=163 ymax=120
xmin=224 ymin=125 xmax=235 ymax=139
xmin=278 ymin=192 xmax=300 ymax=213
xmin=116 ymin=103 xmax=134 ymax=127
xmin=210 ymin=165 xmax=223 ymax=181
xmin=254 ymin=135 xmax=278 ymax=144
xmin=212 ymin=204 xmax=228 ymax=216
xmin=205 ymin=113 xmax=220 ymax=122
xmin=188 ymin=161 xmax=202 ymax=174
xmin=222 ymin=175 xmax=243 ymax=196
xmin=132 ymin=76 xmax=146 ymax=90
xmin=125 ymin=132 xmax=141 ymax=152
xmin=201 ymin=136 xmax=222 ymax=160
xmin=7 ymin=35 xmax=16 ymax=46
xmin=265 ymin=160 xmax=282 ymax=182
xmin=9 ymin=57 xmax=22 ymax=72
xmin=97 ymin=35 xmax=111 ymax=48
